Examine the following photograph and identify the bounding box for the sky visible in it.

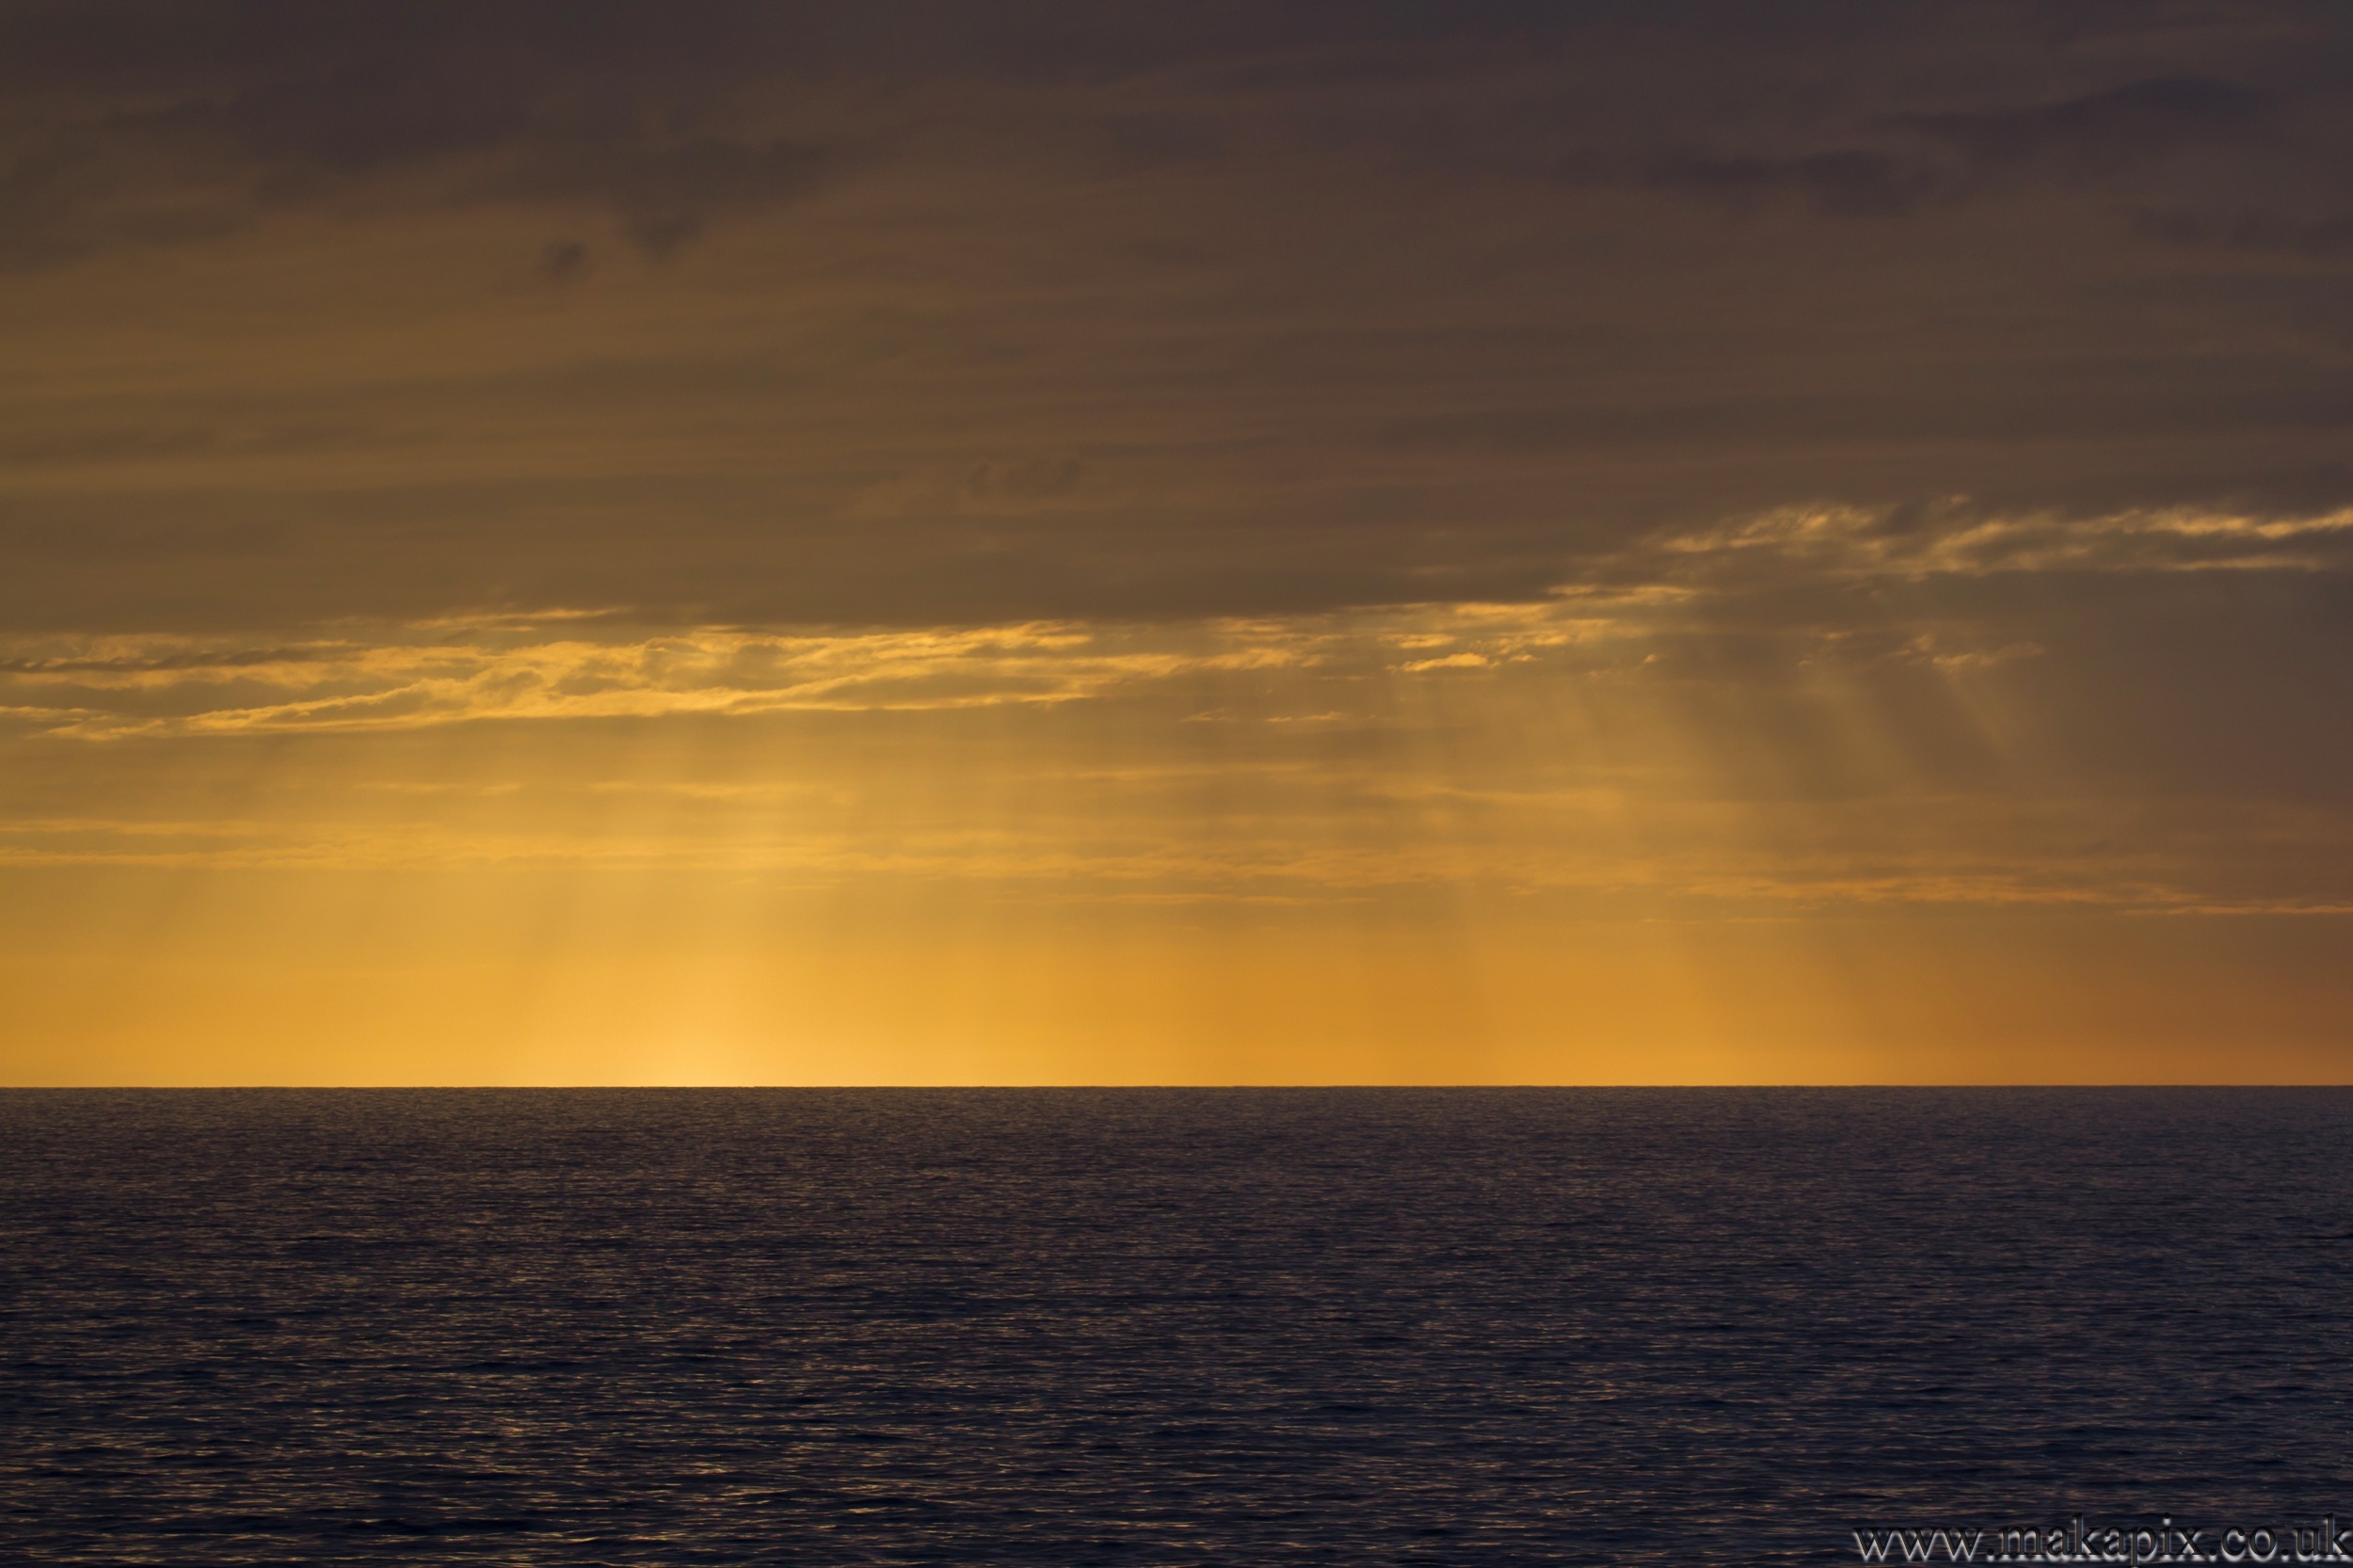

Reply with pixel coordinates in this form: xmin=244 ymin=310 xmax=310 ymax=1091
xmin=3 ymin=0 xmax=2350 ymax=1084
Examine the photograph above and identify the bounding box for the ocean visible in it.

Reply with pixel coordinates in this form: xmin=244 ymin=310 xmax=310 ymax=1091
xmin=4 ymin=1088 xmax=2347 ymax=1564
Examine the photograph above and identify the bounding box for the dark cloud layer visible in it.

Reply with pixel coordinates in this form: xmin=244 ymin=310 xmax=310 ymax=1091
xmin=2 ymin=0 xmax=2351 ymax=638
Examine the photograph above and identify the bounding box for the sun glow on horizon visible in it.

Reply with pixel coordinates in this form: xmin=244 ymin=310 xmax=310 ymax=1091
xmin=6 ymin=540 xmax=2348 ymax=1086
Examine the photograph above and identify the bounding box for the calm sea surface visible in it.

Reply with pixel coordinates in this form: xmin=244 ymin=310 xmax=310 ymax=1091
xmin=3 ymin=1089 xmax=2348 ymax=1565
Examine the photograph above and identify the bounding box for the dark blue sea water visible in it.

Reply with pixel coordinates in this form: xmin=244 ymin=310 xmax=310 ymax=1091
xmin=3 ymin=1089 xmax=2348 ymax=1565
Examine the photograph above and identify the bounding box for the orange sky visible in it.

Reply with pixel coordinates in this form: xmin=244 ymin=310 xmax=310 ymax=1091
xmin=3 ymin=4 xmax=2349 ymax=1082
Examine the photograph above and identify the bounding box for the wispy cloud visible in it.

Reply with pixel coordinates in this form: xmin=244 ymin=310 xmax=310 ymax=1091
xmin=1664 ymin=504 xmax=2353 ymax=579
xmin=0 ymin=617 xmax=1319 ymax=739
xmin=0 ymin=597 xmax=1681 ymax=740
xmin=4 ymin=491 xmax=2343 ymax=744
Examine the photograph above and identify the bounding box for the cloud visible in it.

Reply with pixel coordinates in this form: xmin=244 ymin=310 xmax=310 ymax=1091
xmin=535 ymin=238 xmax=591 ymax=282
xmin=1891 ymin=76 xmax=2271 ymax=171
xmin=1636 ymin=148 xmax=1939 ymax=217
xmin=0 ymin=2 xmax=840 ymax=268
xmin=0 ymin=592 xmax=1715 ymax=743
xmin=0 ymin=560 xmax=2345 ymax=921
xmin=1661 ymin=504 xmax=2353 ymax=580
xmin=1 ymin=5 xmax=2349 ymax=761
xmin=2129 ymin=205 xmax=2353 ymax=258
xmin=0 ymin=616 xmax=1328 ymax=739
xmin=0 ymin=589 xmax=1702 ymax=742
xmin=1602 ymin=75 xmax=2283 ymax=221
